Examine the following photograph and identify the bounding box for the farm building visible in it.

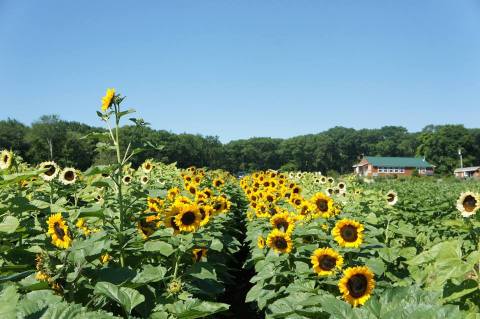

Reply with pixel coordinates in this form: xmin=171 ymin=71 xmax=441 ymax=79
xmin=353 ymin=156 xmax=435 ymax=177
xmin=454 ymin=166 xmax=480 ymax=179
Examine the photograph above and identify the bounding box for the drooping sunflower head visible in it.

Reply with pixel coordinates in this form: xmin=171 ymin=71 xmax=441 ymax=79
xmin=39 ymin=161 xmax=59 ymax=182
xmin=266 ymin=229 xmax=293 ymax=254
xmin=338 ymin=266 xmax=375 ymax=307
xmin=175 ymin=203 xmax=202 ymax=232
xmin=456 ymin=191 xmax=479 ymax=218
xmin=59 ymin=167 xmax=77 ymax=185
xmin=142 ymin=160 xmax=154 ymax=173
xmin=310 ymin=247 xmax=344 ymax=276
xmin=270 ymin=212 xmax=295 ymax=233
xmin=0 ymin=150 xmax=13 ymax=170
xmin=101 ymin=88 xmax=115 ymax=112
xmin=311 ymin=192 xmax=334 ymax=217
xmin=192 ymin=248 xmax=208 ymax=262
xmin=332 ymin=219 xmax=364 ymax=248
xmin=47 ymin=213 xmax=72 ymax=249
xmin=386 ymin=190 xmax=398 ymax=206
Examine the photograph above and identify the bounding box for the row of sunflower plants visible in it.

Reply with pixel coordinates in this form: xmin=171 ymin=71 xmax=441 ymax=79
xmin=0 ymin=90 xmax=245 ymax=318
xmin=240 ymin=171 xmax=480 ymax=318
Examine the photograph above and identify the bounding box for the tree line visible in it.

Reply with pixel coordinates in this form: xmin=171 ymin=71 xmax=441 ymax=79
xmin=1 ymin=115 xmax=478 ymax=175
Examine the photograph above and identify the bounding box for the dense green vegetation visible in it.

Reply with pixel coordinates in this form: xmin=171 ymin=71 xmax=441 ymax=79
xmin=1 ymin=116 xmax=478 ymax=174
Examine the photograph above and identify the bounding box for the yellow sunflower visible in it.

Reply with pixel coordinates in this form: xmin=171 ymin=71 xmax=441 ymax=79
xmin=338 ymin=266 xmax=375 ymax=307
xmin=212 ymin=196 xmax=229 ymax=214
xmin=257 ymin=235 xmax=266 ymax=249
xmin=332 ymin=219 xmax=364 ymax=248
xmin=255 ymin=202 xmax=271 ymax=218
xmin=175 ymin=204 xmax=202 ymax=232
xmin=76 ymin=218 xmax=91 ymax=236
xmin=47 ymin=213 xmax=72 ymax=249
xmin=0 ymin=150 xmax=13 ymax=170
xmin=101 ymin=88 xmax=115 ymax=112
xmin=270 ymin=212 xmax=295 ymax=233
xmin=311 ymin=192 xmax=335 ymax=218
xmin=310 ymin=247 xmax=343 ymax=276
xmin=167 ymin=187 xmax=180 ymax=201
xmin=122 ymin=175 xmax=132 ymax=185
xmin=198 ymin=205 xmax=213 ymax=227
xmin=192 ymin=248 xmax=208 ymax=262
xmin=266 ymin=229 xmax=293 ymax=254
xmin=213 ymin=178 xmax=224 ymax=188
xmin=456 ymin=191 xmax=479 ymax=218
xmin=137 ymin=215 xmax=159 ymax=239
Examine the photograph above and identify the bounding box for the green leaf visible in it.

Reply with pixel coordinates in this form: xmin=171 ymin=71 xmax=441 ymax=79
xmin=166 ymin=299 xmax=229 ymax=319
xmin=94 ymin=282 xmax=145 ymax=314
xmin=0 ymin=285 xmax=19 ymax=319
xmin=0 ymin=216 xmax=19 ymax=233
xmin=143 ymin=241 xmax=174 ymax=256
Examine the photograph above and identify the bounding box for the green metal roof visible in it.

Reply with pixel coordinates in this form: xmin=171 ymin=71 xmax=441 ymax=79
xmin=365 ymin=156 xmax=434 ymax=168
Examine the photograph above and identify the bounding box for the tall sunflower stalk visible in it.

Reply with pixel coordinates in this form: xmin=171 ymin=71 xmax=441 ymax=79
xmin=99 ymin=88 xmax=136 ymax=267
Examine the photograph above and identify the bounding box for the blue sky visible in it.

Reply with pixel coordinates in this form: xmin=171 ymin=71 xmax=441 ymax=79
xmin=0 ymin=1 xmax=479 ymax=142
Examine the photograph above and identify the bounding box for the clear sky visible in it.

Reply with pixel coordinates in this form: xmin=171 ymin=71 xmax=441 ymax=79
xmin=1 ymin=1 xmax=479 ymax=142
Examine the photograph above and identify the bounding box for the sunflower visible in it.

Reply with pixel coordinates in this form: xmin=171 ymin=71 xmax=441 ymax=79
xmin=192 ymin=248 xmax=208 ymax=262
xmin=266 ymin=229 xmax=293 ymax=254
xmin=337 ymin=182 xmax=346 ymax=192
xmin=101 ymin=88 xmax=115 ymax=112
xmin=186 ymin=184 xmax=197 ymax=196
xmin=100 ymin=253 xmax=112 ymax=264
xmin=59 ymin=167 xmax=77 ymax=185
xmin=212 ymin=196 xmax=229 ymax=214
xmin=213 ymin=178 xmax=224 ymax=188
xmin=137 ymin=215 xmax=158 ymax=239
xmin=311 ymin=192 xmax=335 ymax=218
xmin=386 ymin=190 xmax=398 ymax=206
xmin=167 ymin=187 xmax=180 ymax=201
xmin=320 ymin=176 xmax=327 ymax=184
xmin=142 ymin=160 xmax=154 ymax=173
xmin=338 ymin=266 xmax=375 ymax=307
xmin=310 ymin=247 xmax=344 ymax=276
xmin=456 ymin=191 xmax=480 ymax=218
xmin=327 ymin=177 xmax=334 ymax=184
xmin=39 ymin=161 xmax=59 ymax=182
xmin=270 ymin=212 xmax=295 ymax=233
xmin=257 ymin=236 xmax=266 ymax=249
xmin=140 ymin=175 xmax=149 ymax=185
xmin=255 ymin=202 xmax=271 ymax=218
xmin=175 ymin=204 xmax=202 ymax=232
xmin=198 ymin=205 xmax=213 ymax=227
xmin=47 ymin=213 xmax=72 ymax=249
xmin=0 ymin=150 xmax=13 ymax=170
xmin=122 ymin=175 xmax=132 ymax=185
xmin=332 ymin=219 xmax=364 ymax=248
xmin=76 ymin=218 xmax=91 ymax=236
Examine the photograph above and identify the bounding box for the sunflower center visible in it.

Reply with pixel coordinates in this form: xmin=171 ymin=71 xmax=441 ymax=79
xmin=387 ymin=194 xmax=395 ymax=202
xmin=145 ymin=164 xmax=151 ymax=170
xmin=318 ymin=255 xmax=337 ymax=271
xmin=181 ymin=211 xmax=196 ymax=225
xmin=53 ymin=222 xmax=65 ymax=240
xmin=274 ymin=237 xmax=288 ymax=250
xmin=340 ymin=225 xmax=358 ymax=242
xmin=45 ymin=165 xmax=56 ymax=176
xmin=275 ymin=219 xmax=290 ymax=232
xmin=124 ymin=176 xmax=131 ymax=183
xmin=463 ymin=195 xmax=477 ymax=212
xmin=347 ymin=274 xmax=368 ymax=298
xmin=316 ymin=199 xmax=328 ymax=212
xmin=194 ymin=250 xmax=203 ymax=262
xmin=64 ymin=170 xmax=75 ymax=181
xmin=2 ymin=154 xmax=8 ymax=163
xmin=199 ymin=207 xmax=207 ymax=220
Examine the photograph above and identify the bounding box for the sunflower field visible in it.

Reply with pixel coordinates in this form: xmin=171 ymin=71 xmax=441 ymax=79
xmin=0 ymin=90 xmax=479 ymax=319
